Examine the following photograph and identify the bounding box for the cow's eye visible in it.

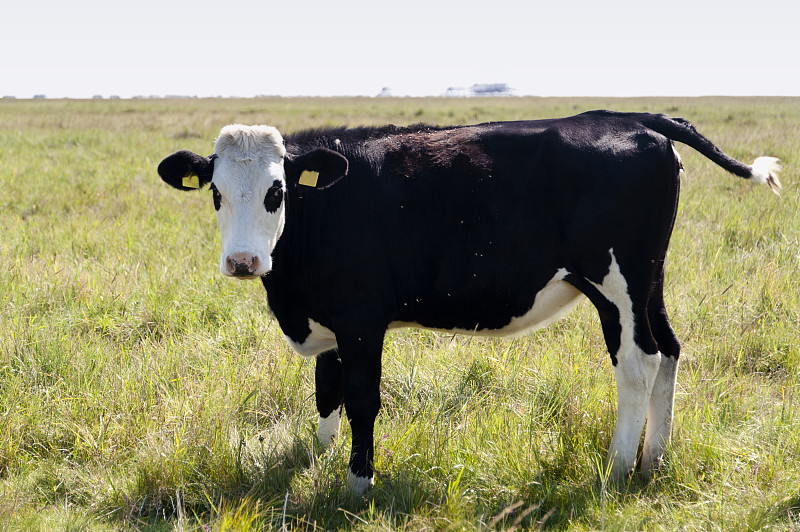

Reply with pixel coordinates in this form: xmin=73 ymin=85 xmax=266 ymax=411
xmin=210 ymin=183 xmax=222 ymax=211
xmin=264 ymin=181 xmax=284 ymax=213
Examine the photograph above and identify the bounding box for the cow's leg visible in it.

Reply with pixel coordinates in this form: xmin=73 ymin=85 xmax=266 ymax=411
xmin=609 ymin=343 xmax=661 ymax=478
xmin=640 ymin=354 xmax=678 ymax=475
xmin=315 ymin=349 xmax=342 ymax=447
xmin=337 ymin=329 xmax=384 ymax=494
xmin=641 ymin=277 xmax=681 ymax=476
xmin=570 ymin=250 xmax=661 ymax=479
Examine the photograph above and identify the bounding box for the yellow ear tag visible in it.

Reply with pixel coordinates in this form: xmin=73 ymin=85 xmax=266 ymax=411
xmin=298 ymin=170 xmax=320 ymax=187
xmin=182 ymin=173 xmax=200 ymax=189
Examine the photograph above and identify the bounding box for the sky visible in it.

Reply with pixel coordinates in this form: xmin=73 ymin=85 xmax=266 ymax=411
xmin=3 ymin=0 xmax=799 ymax=99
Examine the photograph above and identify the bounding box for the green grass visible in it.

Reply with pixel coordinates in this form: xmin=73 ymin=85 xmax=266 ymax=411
xmin=1 ymin=96 xmax=798 ymax=530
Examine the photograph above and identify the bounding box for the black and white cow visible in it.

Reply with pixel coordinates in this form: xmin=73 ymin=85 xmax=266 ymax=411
xmin=158 ymin=111 xmax=781 ymax=493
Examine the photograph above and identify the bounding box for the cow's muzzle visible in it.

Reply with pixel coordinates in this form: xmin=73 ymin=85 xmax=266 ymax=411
xmin=224 ymin=252 xmax=263 ymax=278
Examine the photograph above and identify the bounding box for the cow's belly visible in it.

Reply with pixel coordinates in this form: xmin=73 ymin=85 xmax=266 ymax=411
xmin=390 ymin=269 xmax=584 ymax=337
xmin=285 ymin=271 xmax=584 ymax=357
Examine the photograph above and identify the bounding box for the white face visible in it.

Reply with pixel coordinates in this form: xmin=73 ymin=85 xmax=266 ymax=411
xmin=210 ymin=125 xmax=287 ymax=279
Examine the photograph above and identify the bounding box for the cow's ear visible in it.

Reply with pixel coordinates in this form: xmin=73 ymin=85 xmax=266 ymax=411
xmin=284 ymin=148 xmax=349 ymax=190
xmin=158 ymin=150 xmax=216 ymax=191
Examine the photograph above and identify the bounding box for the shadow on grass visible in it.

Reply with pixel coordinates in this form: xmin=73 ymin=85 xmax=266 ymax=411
xmin=99 ymin=428 xmax=671 ymax=531
xmin=101 ymin=430 xmax=313 ymax=530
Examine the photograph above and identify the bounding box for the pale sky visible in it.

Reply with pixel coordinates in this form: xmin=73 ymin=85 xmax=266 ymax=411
xmin=3 ymin=0 xmax=799 ymax=99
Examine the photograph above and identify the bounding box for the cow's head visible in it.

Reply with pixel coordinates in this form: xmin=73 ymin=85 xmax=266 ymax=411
xmin=158 ymin=124 xmax=348 ymax=279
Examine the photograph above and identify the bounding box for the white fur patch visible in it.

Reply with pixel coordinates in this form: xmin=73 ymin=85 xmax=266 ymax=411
xmin=587 ymin=249 xmax=635 ymax=356
xmin=501 ymin=269 xmax=583 ymax=335
xmin=347 ymin=471 xmax=374 ymax=495
xmin=216 ymin=124 xmax=286 ymax=161
xmin=284 ymin=319 xmax=337 ymax=358
xmin=389 ymin=269 xmax=583 ymax=337
xmin=317 ymin=408 xmax=341 ymax=447
xmin=212 ymin=125 xmax=288 ymax=278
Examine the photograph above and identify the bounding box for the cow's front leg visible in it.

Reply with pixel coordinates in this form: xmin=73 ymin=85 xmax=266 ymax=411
xmin=337 ymin=330 xmax=384 ymax=494
xmin=315 ymin=349 xmax=342 ymax=447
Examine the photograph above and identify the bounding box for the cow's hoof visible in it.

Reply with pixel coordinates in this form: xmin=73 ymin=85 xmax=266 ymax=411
xmin=639 ymin=453 xmax=664 ymax=482
xmin=347 ymin=471 xmax=374 ymax=495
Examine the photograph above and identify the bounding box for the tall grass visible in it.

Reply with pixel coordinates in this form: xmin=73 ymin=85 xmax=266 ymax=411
xmin=1 ymin=96 xmax=798 ymax=530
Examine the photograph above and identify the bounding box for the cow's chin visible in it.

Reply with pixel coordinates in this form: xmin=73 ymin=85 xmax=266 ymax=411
xmin=228 ymin=273 xmax=261 ymax=281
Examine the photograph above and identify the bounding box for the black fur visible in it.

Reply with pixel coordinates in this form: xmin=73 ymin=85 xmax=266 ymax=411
xmin=264 ymin=180 xmax=284 ymax=213
xmin=158 ymin=150 xmax=216 ymax=190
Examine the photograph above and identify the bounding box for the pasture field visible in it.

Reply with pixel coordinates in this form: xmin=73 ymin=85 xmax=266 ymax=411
xmin=0 ymin=96 xmax=798 ymax=531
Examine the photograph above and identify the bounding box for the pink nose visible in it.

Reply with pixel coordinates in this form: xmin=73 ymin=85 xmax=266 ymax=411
xmin=225 ymin=253 xmax=261 ymax=277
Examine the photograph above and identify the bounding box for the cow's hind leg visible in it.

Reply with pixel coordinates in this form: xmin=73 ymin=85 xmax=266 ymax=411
xmin=609 ymin=340 xmax=661 ymax=478
xmin=641 ymin=274 xmax=681 ymax=476
xmin=315 ymin=349 xmax=343 ymax=447
xmin=570 ymin=250 xmax=661 ymax=479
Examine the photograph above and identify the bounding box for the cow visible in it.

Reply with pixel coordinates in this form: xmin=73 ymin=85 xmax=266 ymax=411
xmin=157 ymin=111 xmax=781 ymax=494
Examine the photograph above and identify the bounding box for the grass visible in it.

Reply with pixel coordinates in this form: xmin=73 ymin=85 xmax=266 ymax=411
xmin=0 ymin=96 xmax=798 ymax=530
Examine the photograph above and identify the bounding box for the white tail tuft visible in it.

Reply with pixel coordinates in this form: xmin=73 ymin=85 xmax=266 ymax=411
xmin=751 ymin=156 xmax=782 ymax=195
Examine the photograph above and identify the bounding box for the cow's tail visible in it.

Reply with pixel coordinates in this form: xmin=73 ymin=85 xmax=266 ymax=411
xmin=639 ymin=113 xmax=782 ymax=195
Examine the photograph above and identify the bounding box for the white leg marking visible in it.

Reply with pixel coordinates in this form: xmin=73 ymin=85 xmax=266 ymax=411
xmin=609 ymin=347 xmax=661 ymax=478
xmin=317 ymin=408 xmax=341 ymax=447
xmin=588 ymin=249 xmax=661 ymax=478
xmin=641 ymin=354 xmax=679 ymax=475
xmin=347 ymin=471 xmax=374 ymax=495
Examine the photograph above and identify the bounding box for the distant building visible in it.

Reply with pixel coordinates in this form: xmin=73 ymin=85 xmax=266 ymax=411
xmin=33 ymin=94 xmax=46 ymax=99
xmin=442 ymin=84 xmax=514 ymax=98
xmin=443 ymin=87 xmax=469 ymax=97
xmin=471 ymin=83 xmax=513 ymax=97
xmin=377 ymin=87 xmax=393 ymax=97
